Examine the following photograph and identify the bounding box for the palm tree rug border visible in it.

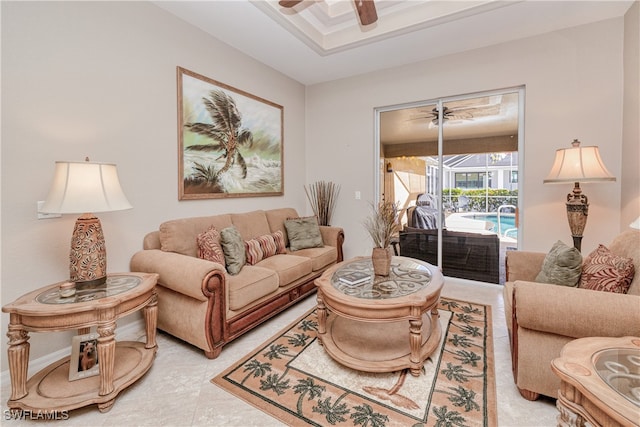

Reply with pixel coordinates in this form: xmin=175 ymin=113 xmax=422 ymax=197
xmin=212 ymin=297 xmax=496 ymax=427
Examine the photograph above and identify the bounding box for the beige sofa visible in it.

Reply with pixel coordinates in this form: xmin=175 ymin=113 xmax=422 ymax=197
xmin=130 ymin=208 xmax=344 ymax=359
xmin=503 ymin=229 xmax=640 ymax=400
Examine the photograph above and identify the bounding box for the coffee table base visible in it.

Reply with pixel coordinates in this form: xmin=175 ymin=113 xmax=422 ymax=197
xmin=319 ymin=311 xmax=441 ymax=376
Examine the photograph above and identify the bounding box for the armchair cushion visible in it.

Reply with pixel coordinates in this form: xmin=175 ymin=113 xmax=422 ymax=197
xmin=578 ymin=244 xmax=635 ymax=293
xmin=534 ymin=240 xmax=582 ymax=286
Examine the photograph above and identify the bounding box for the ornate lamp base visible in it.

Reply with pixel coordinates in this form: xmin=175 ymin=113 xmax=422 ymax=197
xmin=70 ymin=213 xmax=107 ymax=287
xmin=566 ymin=182 xmax=589 ymax=252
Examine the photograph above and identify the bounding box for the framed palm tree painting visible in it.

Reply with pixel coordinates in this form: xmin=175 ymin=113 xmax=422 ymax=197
xmin=177 ymin=67 xmax=284 ymax=199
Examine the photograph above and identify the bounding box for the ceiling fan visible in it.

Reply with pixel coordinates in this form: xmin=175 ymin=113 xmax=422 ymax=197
xmin=410 ymin=106 xmax=473 ymax=126
xmin=279 ymin=0 xmax=378 ymax=26
xmin=410 ymin=99 xmax=503 ymax=126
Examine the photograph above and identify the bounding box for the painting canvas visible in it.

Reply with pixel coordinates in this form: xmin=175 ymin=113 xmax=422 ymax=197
xmin=177 ymin=67 xmax=284 ymax=199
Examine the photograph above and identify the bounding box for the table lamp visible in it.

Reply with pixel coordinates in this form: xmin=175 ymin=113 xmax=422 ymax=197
xmin=39 ymin=159 xmax=132 ymax=288
xmin=544 ymin=139 xmax=615 ymax=251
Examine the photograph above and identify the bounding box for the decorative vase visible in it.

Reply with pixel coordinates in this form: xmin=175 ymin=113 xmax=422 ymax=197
xmin=371 ymin=247 xmax=392 ymax=276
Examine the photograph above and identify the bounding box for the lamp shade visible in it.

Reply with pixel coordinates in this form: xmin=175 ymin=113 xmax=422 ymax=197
xmin=544 ymin=139 xmax=616 ymax=184
xmin=40 ymin=161 xmax=132 ymax=214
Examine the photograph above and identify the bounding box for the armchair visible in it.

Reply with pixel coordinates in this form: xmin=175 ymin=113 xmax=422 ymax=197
xmin=503 ymin=230 xmax=640 ymax=400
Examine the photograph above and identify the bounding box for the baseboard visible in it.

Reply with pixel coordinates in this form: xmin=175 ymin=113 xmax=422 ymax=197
xmin=0 ymin=318 xmax=145 ymax=389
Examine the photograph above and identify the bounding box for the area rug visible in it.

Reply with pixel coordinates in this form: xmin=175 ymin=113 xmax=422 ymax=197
xmin=212 ymin=297 xmax=496 ymax=426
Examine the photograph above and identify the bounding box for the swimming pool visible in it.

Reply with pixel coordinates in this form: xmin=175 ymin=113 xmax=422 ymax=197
xmin=463 ymin=213 xmax=517 ymax=238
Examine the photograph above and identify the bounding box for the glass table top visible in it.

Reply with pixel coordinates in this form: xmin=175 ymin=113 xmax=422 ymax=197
xmin=594 ymin=348 xmax=640 ymax=407
xmin=36 ymin=275 xmax=143 ymax=305
xmin=331 ymin=257 xmax=432 ymax=299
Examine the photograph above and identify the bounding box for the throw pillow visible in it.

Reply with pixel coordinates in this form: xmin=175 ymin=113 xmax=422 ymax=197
xmin=272 ymin=230 xmax=287 ymax=254
xmin=196 ymin=226 xmax=225 ymax=265
xmin=244 ymin=238 xmax=264 ymax=265
xmin=535 ymin=240 xmax=582 ymax=286
xmin=220 ymin=226 xmax=246 ymax=275
xmin=284 ymin=216 xmax=324 ymax=251
xmin=579 ymin=244 xmax=635 ymax=293
xmin=256 ymin=233 xmax=278 ymax=258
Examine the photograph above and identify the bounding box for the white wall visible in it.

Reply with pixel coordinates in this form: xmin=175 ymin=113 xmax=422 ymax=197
xmin=1 ymin=1 xmax=306 ymax=371
xmin=621 ymin=1 xmax=640 ymax=231
xmin=306 ymin=18 xmax=628 ymax=258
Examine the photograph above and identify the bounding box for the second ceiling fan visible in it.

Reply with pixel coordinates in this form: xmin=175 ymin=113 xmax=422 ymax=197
xmin=279 ymin=0 xmax=378 ymax=26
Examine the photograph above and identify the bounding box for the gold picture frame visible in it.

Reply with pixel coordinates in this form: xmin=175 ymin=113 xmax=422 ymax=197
xmin=69 ymin=333 xmax=99 ymax=381
xmin=177 ymin=67 xmax=284 ymax=199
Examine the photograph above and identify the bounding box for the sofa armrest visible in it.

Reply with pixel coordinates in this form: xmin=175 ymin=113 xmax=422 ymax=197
xmin=319 ymin=225 xmax=345 ymax=262
xmin=505 ymin=251 xmax=545 ymax=282
xmin=513 ymin=281 xmax=640 ymax=338
xmin=130 ymin=249 xmax=226 ymax=302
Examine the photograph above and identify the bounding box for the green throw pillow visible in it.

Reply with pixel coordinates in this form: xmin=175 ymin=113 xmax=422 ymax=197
xmin=220 ymin=226 xmax=246 ymax=275
xmin=535 ymin=240 xmax=582 ymax=286
xmin=284 ymin=216 xmax=324 ymax=251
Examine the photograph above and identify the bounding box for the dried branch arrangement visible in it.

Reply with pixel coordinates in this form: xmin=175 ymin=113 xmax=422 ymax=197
xmin=363 ymin=201 xmax=399 ymax=248
xmin=304 ymin=181 xmax=341 ymax=226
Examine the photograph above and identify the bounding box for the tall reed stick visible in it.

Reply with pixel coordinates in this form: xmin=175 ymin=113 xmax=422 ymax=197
xmin=304 ymin=181 xmax=341 ymax=226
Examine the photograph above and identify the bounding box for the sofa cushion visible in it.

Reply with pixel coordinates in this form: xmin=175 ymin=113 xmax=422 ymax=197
xmin=286 ymin=245 xmax=337 ymax=271
xmin=285 ymin=216 xmax=324 ymax=251
xmin=226 ymin=266 xmax=279 ymax=311
xmin=579 ymin=244 xmax=635 ymax=294
xmin=535 ymin=240 xmax=582 ymax=287
xmin=159 ymin=215 xmax=233 ymax=257
xmin=255 ymin=255 xmax=313 ymax=287
xmin=220 ymin=226 xmax=246 ymax=275
xmin=265 ymin=208 xmax=299 ymax=246
xmin=196 ymin=226 xmax=225 ymax=265
xmin=231 ymin=210 xmax=271 ymax=240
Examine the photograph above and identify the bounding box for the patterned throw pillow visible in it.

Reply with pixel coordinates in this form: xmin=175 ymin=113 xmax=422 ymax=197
xmin=535 ymin=240 xmax=582 ymax=286
xmin=579 ymin=244 xmax=635 ymax=293
xmin=220 ymin=226 xmax=246 ymax=275
xmin=272 ymin=230 xmax=287 ymax=254
xmin=245 ymin=238 xmax=265 ymax=265
xmin=256 ymin=234 xmax=278 ymax=258
xmin=196 ymin=226 xmax=225 ymax=265
xmin=284 ymin=216 xmax=324 ymax=251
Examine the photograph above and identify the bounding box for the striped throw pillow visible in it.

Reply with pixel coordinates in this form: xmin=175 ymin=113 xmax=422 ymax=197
xmin=244 ymin=238 xmax=264 ymax=265
xmin=257 ymin=234 xmax=278 ymax=258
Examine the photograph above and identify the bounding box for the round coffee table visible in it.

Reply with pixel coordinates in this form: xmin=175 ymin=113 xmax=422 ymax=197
xmin=314 ymin=256 xmax=444 ymax=376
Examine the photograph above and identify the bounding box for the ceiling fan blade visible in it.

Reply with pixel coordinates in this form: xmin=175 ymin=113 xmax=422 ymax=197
xmin=354 ymin=0 xmax=377 ymax=25
xmin=279 ymin=0 xmax=303 ymax=7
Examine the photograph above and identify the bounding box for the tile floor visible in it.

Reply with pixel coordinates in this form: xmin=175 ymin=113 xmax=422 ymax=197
xmin=1 ymin=278 xmax=558 ymax=426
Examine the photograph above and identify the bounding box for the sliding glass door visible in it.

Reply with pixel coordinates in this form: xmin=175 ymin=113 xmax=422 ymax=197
xmin=376 ymin=88 xmax=523 ymax=284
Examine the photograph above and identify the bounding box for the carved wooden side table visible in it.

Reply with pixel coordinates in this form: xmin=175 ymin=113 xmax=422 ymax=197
xmin=314 ymin=256 xmax=444 ymax=376
xmin=551 ymin=336 xmax=640 ymax=427
xmin=2 ymin=272 xmax=159 ymax=413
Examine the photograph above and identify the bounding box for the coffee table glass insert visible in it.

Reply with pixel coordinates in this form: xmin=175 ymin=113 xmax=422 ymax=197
xmin=331 ymin=257 xmax=432 ymax=299
xmin=594 ymin=348 xmax=640 ymax=407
